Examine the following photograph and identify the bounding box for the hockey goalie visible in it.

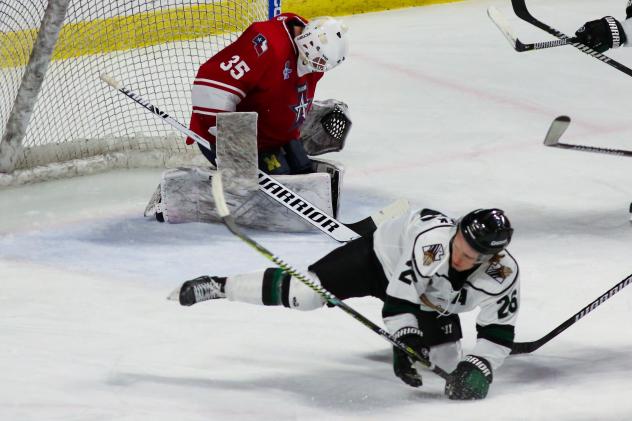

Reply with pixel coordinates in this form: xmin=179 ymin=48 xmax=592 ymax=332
xmin=143 ymin=14 xmax=353 ymax=232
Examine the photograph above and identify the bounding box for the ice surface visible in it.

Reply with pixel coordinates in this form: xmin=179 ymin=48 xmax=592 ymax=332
xmin=2 ymin=0 xmax=632 ymax=419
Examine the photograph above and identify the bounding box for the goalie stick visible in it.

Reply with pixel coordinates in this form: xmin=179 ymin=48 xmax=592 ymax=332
xmin=487 ymin=6 xmax=577 ymax=52
xmin=511 ymin=273 xmax=632 ymax=354
xmin=210 ymin=169 xmax=450 ymax=381
xmin=511 ymin=0 xmax=632 ymax=78
xmin=543 ymin=116 xmax=632 ymax=158
xmin=100 ymin=74 xmax=408 ymax=242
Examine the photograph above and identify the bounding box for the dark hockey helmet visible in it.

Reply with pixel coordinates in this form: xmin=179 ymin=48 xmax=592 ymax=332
xmin=458 ymin=209 xmax=513 ymax=255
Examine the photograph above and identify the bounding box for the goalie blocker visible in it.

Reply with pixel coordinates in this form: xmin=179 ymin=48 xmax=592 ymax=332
xmin=145 ymin=111 xmax=346 ymax=232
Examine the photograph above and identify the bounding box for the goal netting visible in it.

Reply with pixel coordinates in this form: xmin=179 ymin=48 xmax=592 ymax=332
xmin=0 ymin=0 xmax=272 ymax=186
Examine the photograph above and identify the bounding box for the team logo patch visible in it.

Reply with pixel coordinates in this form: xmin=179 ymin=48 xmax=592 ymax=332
xmin=252 ymin=34 xmax=268 ymax=56
xmin=289 ymin=83 xmax=312 ymax=128
xmin=422 ymin=244 xmax=444 ymax=266
xmin=486 ymin=261 xmax=513 ymax=284
xmin=283 ymin=60 xmax=292 ymax=80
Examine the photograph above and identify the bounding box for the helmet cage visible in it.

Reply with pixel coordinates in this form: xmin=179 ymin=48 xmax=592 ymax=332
xmin=295 ymin=17 xmax=348 ymax=73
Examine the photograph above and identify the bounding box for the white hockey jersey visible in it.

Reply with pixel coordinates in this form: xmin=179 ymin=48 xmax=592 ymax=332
xmin=373 ymin=208 xmax=520 ymax=370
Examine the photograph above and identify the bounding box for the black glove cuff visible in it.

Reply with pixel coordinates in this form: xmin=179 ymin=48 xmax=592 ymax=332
xmin=463 ymin=355 xmax=493 ymax=383
xmin=604 ymin=16 xmax=626 ymax=47
xmin=393 ymin=327 xmax=424 ymax=341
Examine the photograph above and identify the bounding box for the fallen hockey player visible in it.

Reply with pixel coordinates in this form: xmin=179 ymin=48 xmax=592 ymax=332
xmin=170 ymin=207 xmax=520 ymax=400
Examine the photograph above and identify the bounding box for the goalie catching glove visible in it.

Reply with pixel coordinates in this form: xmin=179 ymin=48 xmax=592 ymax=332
xmin=300 ymin=99 xmax=352 ymax=156
xmin=392 ymin=327 xmax=428 ymax=388
xmin=444 ymin=355 xmax=493 ymax=400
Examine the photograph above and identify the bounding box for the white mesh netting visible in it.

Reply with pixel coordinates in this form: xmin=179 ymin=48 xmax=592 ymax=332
xmin=0 ymin=0 xmax=269 ymax=186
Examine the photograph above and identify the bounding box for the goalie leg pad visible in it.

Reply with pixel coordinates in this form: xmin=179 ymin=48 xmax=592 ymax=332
xmin=235 ymin=172 xmax=335 ymax=232
xmin=159 ymin=167 xmax=253 ymax=224
xmin=159 ymin=167 xmax=336 ymax=233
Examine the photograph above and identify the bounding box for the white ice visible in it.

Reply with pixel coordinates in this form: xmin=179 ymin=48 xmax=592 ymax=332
xmin=2 ymin=0 xmax=632 ymax=419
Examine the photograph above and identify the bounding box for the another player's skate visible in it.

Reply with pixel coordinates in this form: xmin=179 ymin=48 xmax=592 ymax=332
xmin=168 ymin=276 xmax=227 ymax=306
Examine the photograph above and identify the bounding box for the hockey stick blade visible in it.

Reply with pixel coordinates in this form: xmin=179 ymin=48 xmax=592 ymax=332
xmin=542 ymin=116 xmax=632 ymax=157
xmin=511 ymin=0 xmax=632 ymax=77
xmin=211 ymin=170 xmax=450 ymax=381
xmin=543 ymin=116 xmax=571 ymax=146
xmin=487 ymin=7 xmax=519 ymax=49
xmin=487 ymin=7 xmax=575 ymax=52
xmin=511 ymin=273 xmax=632 ymax=354
xmin=344 ymin=198 xmax=410 ymax=237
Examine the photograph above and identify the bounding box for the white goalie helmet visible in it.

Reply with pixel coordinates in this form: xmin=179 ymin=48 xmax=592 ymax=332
xmin=294 ymin=16 xmax=349 ymax=73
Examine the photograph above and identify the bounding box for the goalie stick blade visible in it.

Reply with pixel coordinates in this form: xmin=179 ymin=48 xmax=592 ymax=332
xmin=543 ymin=116 xmax=571 ymax=146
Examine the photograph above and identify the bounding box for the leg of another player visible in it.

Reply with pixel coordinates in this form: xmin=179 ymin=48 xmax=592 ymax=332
xmin=173 ymin=234 xmax=388 ymax=308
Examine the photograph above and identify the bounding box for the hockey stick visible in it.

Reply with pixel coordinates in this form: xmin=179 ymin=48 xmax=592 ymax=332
xmin=211 ymin=169 xmax=450 ymax=381
xmin=511 ymin=0 xmax=632 ymax=77
xmin=543 ymin=116 xmax=632 ymax=157
xmin=100 ymin=74 xmax=396 ymax=243
xmin=487 ymin=6 xmax=577 ymax=52
xmin=511 ymin=273 xmax=632 ymax=354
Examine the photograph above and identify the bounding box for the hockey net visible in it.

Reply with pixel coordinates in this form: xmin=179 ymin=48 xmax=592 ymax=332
xmin=0 ymin=0 xmax=270 ymax=186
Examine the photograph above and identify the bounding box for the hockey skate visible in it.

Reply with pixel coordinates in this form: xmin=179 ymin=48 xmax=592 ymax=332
xmin=144 ymin=184 xmax=164 ymax=222
xmin=168 ymin=275 xmax=226 ymax=306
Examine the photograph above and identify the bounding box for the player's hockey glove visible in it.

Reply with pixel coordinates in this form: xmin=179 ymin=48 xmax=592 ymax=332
xmin=392 ymin=327 xmax=428 ymax=388
xmin=575 ymin=16 xmax=627 ymax=53
xmin=444 ymin=355 xmax=493 ymax=400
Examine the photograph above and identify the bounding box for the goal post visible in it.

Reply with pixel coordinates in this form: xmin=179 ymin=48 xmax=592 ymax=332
xmin=0 ymin=0 xmax=276 ymax=187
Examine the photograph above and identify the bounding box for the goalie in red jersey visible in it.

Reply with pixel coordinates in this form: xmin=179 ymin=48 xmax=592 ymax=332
xmin=144 ymin=14 xmax=353 ymax=230
xmin=187 ymin=13 xmax=351 ymax=175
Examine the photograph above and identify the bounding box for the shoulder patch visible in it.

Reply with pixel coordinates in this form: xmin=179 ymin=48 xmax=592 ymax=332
xmin=466 ymin=251 xmax=519 ymax=296
xmin=252 ymin=33 xmax=268 ymax=56
xmin=485 ymin=259 xmax=514 ymax=284
xmin=422 ymin=244 xmax=445 ymax=266
xmin=412 ymin=225 xmax=453 ymax=277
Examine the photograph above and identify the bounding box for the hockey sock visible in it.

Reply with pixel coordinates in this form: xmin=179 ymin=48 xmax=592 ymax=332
xmin=262 ymin=268 xmax=292 ymax=306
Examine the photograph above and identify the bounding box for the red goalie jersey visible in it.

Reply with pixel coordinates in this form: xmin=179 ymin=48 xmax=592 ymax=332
xmin=187 ymin=13 xmax=323 ymax=152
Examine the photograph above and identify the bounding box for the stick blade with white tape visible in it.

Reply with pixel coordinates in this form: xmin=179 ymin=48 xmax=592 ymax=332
xmin=487 ymin=6 xmax=519 ymax=50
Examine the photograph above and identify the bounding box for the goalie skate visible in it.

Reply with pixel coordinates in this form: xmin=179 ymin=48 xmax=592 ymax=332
xmin=168 ymin=276 xmax=226 ymax=306
xmin=143 ymin=184 xmax=162 ymax=218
